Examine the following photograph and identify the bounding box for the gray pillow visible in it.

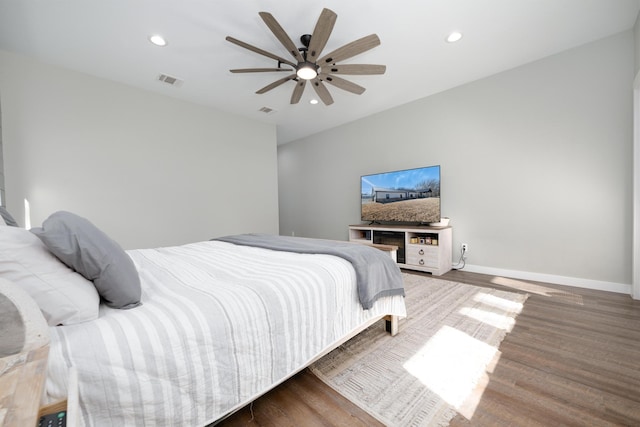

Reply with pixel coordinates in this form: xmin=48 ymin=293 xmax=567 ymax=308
xmin=31 ymin=211 xmax=141 ymax=309
xmin=0 ymin=207 xmax=19 ymax=227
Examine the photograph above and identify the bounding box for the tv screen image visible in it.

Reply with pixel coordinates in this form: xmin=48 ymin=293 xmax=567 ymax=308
xmin=361 ymin=165 xmax=441 ymax=224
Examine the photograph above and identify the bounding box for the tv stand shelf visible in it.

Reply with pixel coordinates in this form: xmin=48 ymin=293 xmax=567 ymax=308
xmin=349 ymin=224 xmax=452 ymax=275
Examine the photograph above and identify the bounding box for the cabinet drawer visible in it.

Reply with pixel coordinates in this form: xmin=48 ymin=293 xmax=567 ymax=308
xmin=406 ymin=245 xmax=439 ymax=267
xmin=406 ymin=255 xmax=439 ymax=268
xmin=406 ymin=245 xmax=438 ymax=257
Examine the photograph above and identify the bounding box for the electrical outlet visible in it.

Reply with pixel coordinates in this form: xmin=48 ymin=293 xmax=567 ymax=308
xmin=461 ymin=243 xmax=468 ymax=252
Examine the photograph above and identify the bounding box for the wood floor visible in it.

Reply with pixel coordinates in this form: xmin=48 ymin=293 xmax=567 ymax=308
xmin=218 ymin=269 xmax=640 ymax=426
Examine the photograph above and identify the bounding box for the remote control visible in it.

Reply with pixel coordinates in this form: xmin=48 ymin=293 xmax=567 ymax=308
xmin=38 ymin=411 xmax=66 ymax=427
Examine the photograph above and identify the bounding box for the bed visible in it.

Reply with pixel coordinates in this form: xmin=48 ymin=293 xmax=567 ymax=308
xmin=0 ymin=211 xmax=406 ymax=426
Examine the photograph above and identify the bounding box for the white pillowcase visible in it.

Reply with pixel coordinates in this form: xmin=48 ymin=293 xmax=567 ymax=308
xmin=0 ymin=226 xmax=100 ymax=326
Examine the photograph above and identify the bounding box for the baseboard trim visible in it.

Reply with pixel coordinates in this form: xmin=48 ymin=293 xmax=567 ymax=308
xmin=458 ymin=264 xmax=632 ymax=295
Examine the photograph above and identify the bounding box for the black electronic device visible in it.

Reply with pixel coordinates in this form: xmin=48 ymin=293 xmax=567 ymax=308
xmin=361 ymin=165 xmax=441 ymax=225
xmin=38 ymin=410 xmax=66 ymax=427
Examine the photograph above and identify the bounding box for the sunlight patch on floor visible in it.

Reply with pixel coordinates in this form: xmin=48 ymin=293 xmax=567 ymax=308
xmin=402 ymin=290 xmax=526 ymax=420
xmin=490 ymin=276 xmax=584 ymax=305
xmin=403 ymin=325 xmax=499 ymax=417
xmin=460 ymin=292 xmax=523 ymax=330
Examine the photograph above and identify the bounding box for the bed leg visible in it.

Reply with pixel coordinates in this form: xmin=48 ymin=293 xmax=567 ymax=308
xmin=384 ymin=315 xmax=399 ymax=336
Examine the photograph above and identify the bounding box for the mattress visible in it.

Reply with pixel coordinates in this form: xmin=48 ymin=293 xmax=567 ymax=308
xmin=44 ymin=240 xmax=406 ymax=426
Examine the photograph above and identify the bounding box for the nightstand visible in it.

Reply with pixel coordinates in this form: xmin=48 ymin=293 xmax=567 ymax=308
xmin=0 ymin=279 xmax=77 ymax=427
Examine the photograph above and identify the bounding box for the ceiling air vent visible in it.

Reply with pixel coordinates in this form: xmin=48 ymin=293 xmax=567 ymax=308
xmin=157 ymin=74 xmax=184 ymax=87
xmin=258 ymin=106 xmax=276 ymax=114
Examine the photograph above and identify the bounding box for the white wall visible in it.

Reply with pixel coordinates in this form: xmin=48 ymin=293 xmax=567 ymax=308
xmin=0 ymin=49 xmax=279 ymax=249
xmin=279 ymin=31 xmax=634 ymax=291
xmin=635 ymin=12 xmax=640 ymax=75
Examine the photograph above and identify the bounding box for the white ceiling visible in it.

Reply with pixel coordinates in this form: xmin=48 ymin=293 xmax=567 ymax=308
xmin=0 ymin=0 xmax=639 ymax=145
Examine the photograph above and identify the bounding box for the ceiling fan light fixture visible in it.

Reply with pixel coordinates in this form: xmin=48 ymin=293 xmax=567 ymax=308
xmin=296 ymin=62 xmax=318 ymax=80
xmin=226 ymin=8 xmax=384 ymax=106
xmin=309 ymin=99 xmax=319 ymax=105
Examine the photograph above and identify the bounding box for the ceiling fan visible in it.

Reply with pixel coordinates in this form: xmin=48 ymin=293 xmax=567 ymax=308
xmin=226 ymin=8 xmax=386 ymax=106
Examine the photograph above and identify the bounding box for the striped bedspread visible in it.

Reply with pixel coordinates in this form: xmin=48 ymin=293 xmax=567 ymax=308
xmin=45 ymin=240 xmax=407 ymax=426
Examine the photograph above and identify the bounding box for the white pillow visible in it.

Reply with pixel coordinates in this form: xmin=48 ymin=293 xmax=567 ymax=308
xmin=0 ymin=227 xmax=100 ymax=326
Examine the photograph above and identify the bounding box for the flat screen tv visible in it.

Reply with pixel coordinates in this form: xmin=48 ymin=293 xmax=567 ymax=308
xmin=361 ymin=165 xmax=441 ymax=224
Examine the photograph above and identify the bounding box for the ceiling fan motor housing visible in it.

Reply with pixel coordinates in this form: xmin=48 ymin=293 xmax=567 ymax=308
xmin=300 ymin=34 xmax=312 ymax=49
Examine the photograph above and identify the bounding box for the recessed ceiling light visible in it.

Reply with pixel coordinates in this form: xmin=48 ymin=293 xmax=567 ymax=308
xmin=310 ymin=99 xmax=319 ymax=105
xmin=149 ymin=34 xmax=167 ymax=47
xmin=446 ymin=32 xmax=463 ymax=43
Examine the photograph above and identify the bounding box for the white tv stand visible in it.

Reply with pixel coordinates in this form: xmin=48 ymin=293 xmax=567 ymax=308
xmin=349 ymin=224 xmax=452 ymax=276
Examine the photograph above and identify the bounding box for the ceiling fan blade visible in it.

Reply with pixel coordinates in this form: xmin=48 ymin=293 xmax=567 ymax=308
xmin=322 ymin=64 xmax=386 ymax=75
xmin=259 ymin=12 xmax=305 ymax=62
xmin=317 ymin=34 xmax=381 ymax=65
xmin=311 ymin=78 xmax=334 ymax=105
xmin=256 ymin=74 xmax=297 ymax=94
xmin=290 ymin=80 xmax=306 ymax=104
xmin=320 ymin=74 xmax=366 ymax=95
xmin=307 ymin=8 xmax=337 ymax=63
xmin=226 ymin=36 xmax=296 ymax=68
xmin=230 ymin=68 xmax=293 ymax=73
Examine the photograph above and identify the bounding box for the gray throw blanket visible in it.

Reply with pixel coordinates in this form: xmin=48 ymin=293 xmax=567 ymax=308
xmin=213 ymin=233 xmax=404 ymax=309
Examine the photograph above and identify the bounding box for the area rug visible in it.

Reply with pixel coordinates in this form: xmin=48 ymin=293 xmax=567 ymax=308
xmin=310 ymin=272 xmax=528 ymax=427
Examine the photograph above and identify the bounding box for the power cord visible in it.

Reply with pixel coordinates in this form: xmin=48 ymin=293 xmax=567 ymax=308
xmin=452 ymin=246 xmax=467 ymax=270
